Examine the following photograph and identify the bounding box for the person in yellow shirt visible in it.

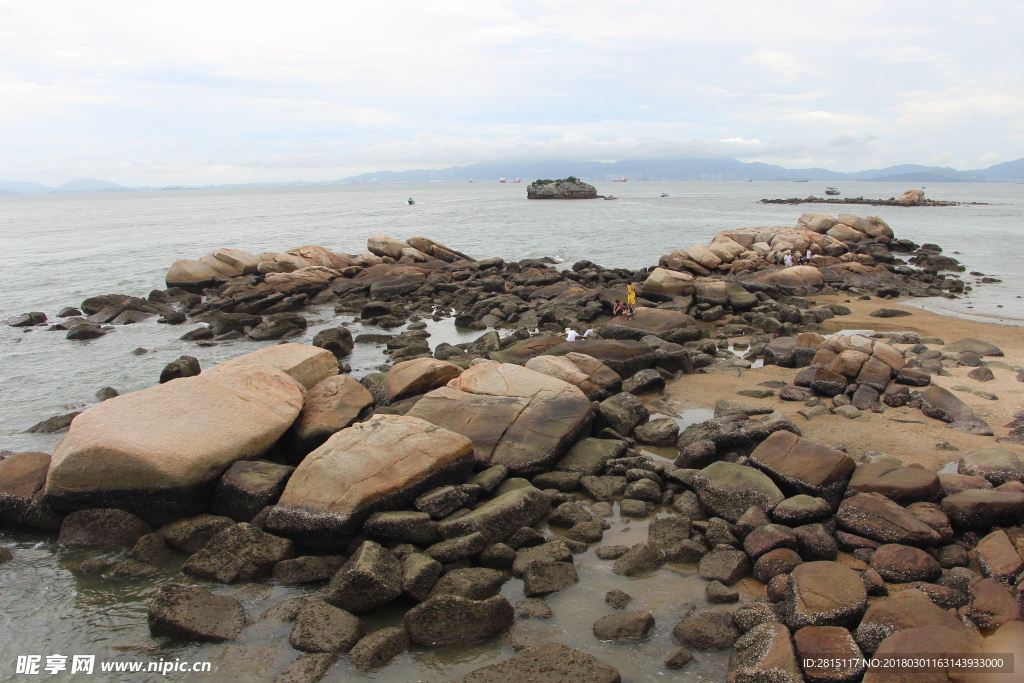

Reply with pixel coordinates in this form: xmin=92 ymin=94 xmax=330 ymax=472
xmin=626 ymin=282 xmax=637 ymax=307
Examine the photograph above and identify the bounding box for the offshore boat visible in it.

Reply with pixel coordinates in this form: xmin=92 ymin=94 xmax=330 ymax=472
xmin=612 ymin=176 xmax=628 ymax=182
xmin=499 ymin=176 xmax=507 ymax=183
xmin=604 ymin=195 xmax=617 ymax=200
xmin=825 ymin=187 xmax=840 ymax=195
xmin=407 ymin=198 xmax=415 ymax=205
xmin=511 ymin=177 xmax=521 ymax=183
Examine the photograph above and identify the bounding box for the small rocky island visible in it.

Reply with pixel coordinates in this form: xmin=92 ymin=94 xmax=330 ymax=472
xmin=526 ymin=177 xmax=598 ymax=199
xmin=761 ymin=188 xmax=986 ymax=208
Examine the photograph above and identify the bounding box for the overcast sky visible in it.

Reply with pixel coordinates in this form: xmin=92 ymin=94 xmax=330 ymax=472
xmin=3 ymin=0 xmax=1022 ymax=185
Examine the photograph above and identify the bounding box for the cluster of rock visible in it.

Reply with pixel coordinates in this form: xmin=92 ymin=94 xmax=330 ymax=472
xmin=3 ymin=332 xmax=1022 ymax=680
xmin=760 ymin=188 xmax=980 ymax=207
xmin=754 ymin=332 xmax=1022 ymax=440
xmin=656 ymin=211 xmax=967 ymax=299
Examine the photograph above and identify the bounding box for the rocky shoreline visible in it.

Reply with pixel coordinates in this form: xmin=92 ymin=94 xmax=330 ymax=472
xmin=2 ymin=210 xmax=1023 ymax=682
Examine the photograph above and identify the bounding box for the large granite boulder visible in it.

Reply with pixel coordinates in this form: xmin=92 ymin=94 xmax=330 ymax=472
xmin=836 ymin=493 xmax=942 ymax=546
xmin=957 ymin=448 xmax=1024 ymax=486
xmin=782 ymin=561 xmax=867 ymax=629
xmin=603 ymin=307 xmax=698 ymax=339
xmin=209 ymin=461 xmax=295 ymax=522
xmin=917 ymin=386 xmax=974 ymax=423
xmin=944 ymin=338 xmax=1003 ymax=357
xmin=692 ymin=461 xmax=786 ymax=523
xmin=323 ymin=540 xmax=402 ymax=614
xmin=436 ymin=486 xmax=550 ymax=542
xmin=211 ymin=343 xmax=338 ymax=390
xmin=407 ymin=363 xmax=593 ymax=475
xmin=749 ymin=431 xmax=855 ymax=504
xmin=383 ymin=358 xmax=463 ymax=402
xmin=758 ymin=266 xmax=824 ymax=291
xmin=643 ymin=267 xmax=696 ymax=296
xmin=41 ymin=365 xmax=304 ymax=525
xmin=166 ymin=259 xmax=223 ymax=292
xmin=845 ymin=463 xmax=940 ymax=503
xmin=288 ymin=375 xmax=374 ymax=455
xmin=940 ymin=489 xmax=1024 ymax=528
xmin=266 ymin=415 xmax=475 ymax=545
xmin=492 ymin=336 xmax=658 ymax=377
xmin=524 ymin=355 xmax=608 ymax=400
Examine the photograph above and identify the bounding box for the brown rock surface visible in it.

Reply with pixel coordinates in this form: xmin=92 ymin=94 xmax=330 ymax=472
xmin=42 ymin=365 xmax=304 ymax=525
xmin=266 ymin=415 xmax=475 ymax=544
xmin=212 ymin=343 xmax=338 ymax=390
xmin=749 ymin=431 xmax=855 ymax=503
xmin=407 ymin=363 xmax=593 ymax=474
xmin=384 ymin=358 xmax=463 ymax=402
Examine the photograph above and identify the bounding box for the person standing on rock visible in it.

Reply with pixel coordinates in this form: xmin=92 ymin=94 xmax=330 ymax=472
xmin=626 ymin=282 xmax=637 ymax=308
xmin=805 ymin=248 xmax=813 ymax=264
xmin=784 ymin=252 xmax=793 ymax=268
xmin=772 ymin=252 xmax=780 ymax=270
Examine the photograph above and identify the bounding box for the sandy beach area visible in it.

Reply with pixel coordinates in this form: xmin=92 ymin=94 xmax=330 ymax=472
xmin=666 ymin=294 xmax=1023 ymax=471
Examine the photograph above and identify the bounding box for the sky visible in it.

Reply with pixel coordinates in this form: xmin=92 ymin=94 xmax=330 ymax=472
xmin=2 ymin=0 xmax=1023 ymax=186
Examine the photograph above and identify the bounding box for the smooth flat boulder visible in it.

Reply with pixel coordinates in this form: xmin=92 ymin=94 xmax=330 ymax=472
xmin=407 ymin=363 xmax=593 ymax=474
xmin=692 ymin=461 xmax=786 ymax=522
xmin=837 ymin=493 xmax=942 ymax=546
xmin=943 ymin=338 xmax=1003 ymax=357
xmin=846 ymin=463 xmax=940 ymax=503
xmin=524 ymin=355 xmax=606 ymax=400
xmin=759 ymin=266 xmax=824 ymax=290
xmin=540 ymin=339 xmax=660 ymax=377
xmin=604 ymin=307 xmax=698 ymax=337
xmin=917 ymin=385 xmax=974 ymax=423
xmin=643 ymin=267 xmax=695 ymax=296
xmin=166 ymin=259 xmax=223 ymax=292
xmin=957 ymin=448 xmax=1024 ymax=485
xmin=288 ymin=375 xmax=374 ymax=454
xmin=749 ymin=431 xmax=855 ymax=504
xmin=266 ymin=415 xmax=475 ymax=545
xmin=453 ymin=642 xmax=621 ymax=683
xmin=862 ymin=626 xmax=980 ymax=683
xmin=783 ymin=561 xmax=867 ymax=629
xmin=940 ymin=489 xmax=1024 ymax=528
xmin=212 ymin=343 xmax=338 ymax=390
xmin=41 ymin=365 xmax=304 ymax=525
xmin=384 ymin=358 xmax=462 ymax=402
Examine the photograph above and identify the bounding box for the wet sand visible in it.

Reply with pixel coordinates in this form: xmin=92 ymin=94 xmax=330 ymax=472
xmin=665 ymin=295 xmax=1024 ymax=471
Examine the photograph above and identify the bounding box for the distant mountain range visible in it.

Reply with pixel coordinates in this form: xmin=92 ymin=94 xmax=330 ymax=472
xmin=2 ymin=156 xmax=1022 ymax=194
xmin=0 ymin=177 xmax=130 ymax=195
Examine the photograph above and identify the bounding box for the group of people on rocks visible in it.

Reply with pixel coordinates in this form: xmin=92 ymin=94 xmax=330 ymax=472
xmin=772 ymin=249 xmax=815 ymax=269
xmin=612 ymin=281 xmax=638 ymax=320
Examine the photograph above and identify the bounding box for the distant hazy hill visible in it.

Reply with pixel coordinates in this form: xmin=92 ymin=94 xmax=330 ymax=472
xmin=0 ymin=180 xmax=55 ymax=194
xmin=335 ymin=156 xmax=1024 ymax=184
xmin=57 ymin=178 xmax=127 ymax=192
xmin=969 ymin=157 xmax=1024 ymax=181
